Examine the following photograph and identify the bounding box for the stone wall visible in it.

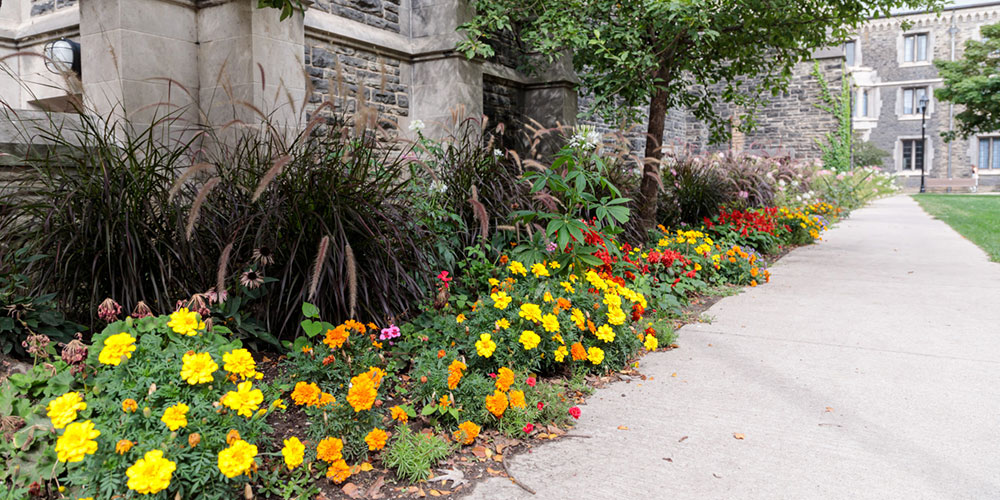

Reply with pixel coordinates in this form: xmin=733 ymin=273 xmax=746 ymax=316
xmin=310 ymin=0 xmax=401 ymax=33
xmin=482 ymin=74 xmax=524 ymax=149
xmin=30 ymin=0 xmax=75 ymax=16
xmin=304 ymin=39 xmax=409 ymax=129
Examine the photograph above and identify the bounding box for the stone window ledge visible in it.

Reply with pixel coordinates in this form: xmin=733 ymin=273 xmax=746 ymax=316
xmin=897 ymin=115 xmax=930 ymax=121
xmin=899 ymin=61 xmax=933 ymax=68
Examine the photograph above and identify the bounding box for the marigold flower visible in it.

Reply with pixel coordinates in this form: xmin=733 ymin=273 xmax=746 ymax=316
xmin=116 ymin=439 xmax=134 ymax=454
xmin=222 ymin=348 xmax=257 ymax=380
xmin=518 ymin=303 xmax=542 ymax=323
xmin=455 ymin=314 xmax=467 ymax=323
xmin=291 ymin=381 xmax=321 ymax=406
xmin=161 ymin=403 xmax=189 ymax=431
xmin=365 ymin=428 xmax=388 ymax=451
xmin=556 ymin=298 xmax=572 ymax=311
xmin=221 ymin=381 xmax=264 ymax=417
xmin=543 ymin=291 xmax=553 ymax=303
xmin=46 ymin=392 xmax=86 ymax=429
xmin=366 ymin=366 xmax=386 ymax=388
xmin=560 ymin=281 xmax=575 ymax=294
xmin=188 ymin=433 xmax=201 ymax=448
xmin=519 ymin=330 xmax=541 ymax=350
xmin=55 ymin=420 xmax=99 ymax=463
xmin=126 ymin=450 xmax=175 ymax=494
xmin=491 ymin=291 xmax=512 ymax=309
xmin=282 ymin=436 xmax=305 ymax=470
xmin=167 ymin=308 xmax=205 ymax=336
xmin=508 ymin=261 xmax=527 ymax=276
xmin=326 ymin=459 xmax=351 ymax=483
xmin=606 ymin=306 xmax=626 ymax=326
xmin=391 ymin=405 xmax=409 ymax=423
xmin=495 ymin=367 xmax=515 ymax=392
xmin=587 ymin=346 xmax=605 ymax=365
xmin=180 ymin=351 xmax=217 ymax=385
xmin=226 ymin=429 xmax=241 ymax=445
xmin=437 ymin=349 xmax=446 ymax=358
xmin=495 ymin=318 xmax=510 ymax=330
xmin=447 ymin=359 xmax=466 ymax=389
xmin=509 ymin=390 xmax=526 ymax=409
xmin=530 ymin=263 xmax=550 ymax=278
xmin=485 ymin=390 xmax=509 ymax=418
xmin=595 ymin=324 xmax=615 ymax=343
xmin=316 ymin=437 xmax=344 ymax=462
xmin=98 ymin=332 xmax=137 ymax=366
xmin=317 ymin=392 xmax=336 ymax=407
xmin=122 ymin=398 xmax=138 ymax=413
xmin=347 ymin=372 xmax=377 ymax=412
xmin=570 ymin=309 xmax=586 ymax=330
xmin=554 ymin=345 xmax=568 ymax=362
xmin=323 ymin=326 xmax=350 ymax=349
xmin=644 ymin=334 xmax=659 ymax=351
xmin=570 ymin=342 xmax=587 ymax=361
xmin=475 ymin=334 xmax=497 ymax=358
xmin=540 ymin=314 xmax=560 ymax=333
xmin=453 ymin=421 xmax=480 ymax=445
xmin=217 ymin=439 xmax=257 ymax=478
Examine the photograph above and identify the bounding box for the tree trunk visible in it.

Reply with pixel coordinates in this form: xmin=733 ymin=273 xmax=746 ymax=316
xmin=637 ymin=76 xmax=671 ymax=231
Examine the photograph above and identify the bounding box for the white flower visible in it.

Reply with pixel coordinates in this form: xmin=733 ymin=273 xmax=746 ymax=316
xmin=791 ymin=180 xmax=800 ymax=187
xmin=493 ymin=149 xmax=504 ymax=158
xmin=408 ymin=120 xmax=425 ymax=132
xmin=568 ymin=125 xmax=602 ymax=151
xmin=429 ymin=180 xmax=448 ymax=194
xmin=778 ymin=179 xmax=787 ymax=187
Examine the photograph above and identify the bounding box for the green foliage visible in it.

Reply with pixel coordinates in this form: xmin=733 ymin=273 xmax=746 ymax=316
xmin=382 ymin=427 xmax=453 ymax=483
xmin=256 ymin=0 xmax=303 ymax=20
xmin=935 ymin=22 xmax=1000 ymax=141
xmin=813 ymin=62 xmax=853 ymax=172
xmin=658 ymin=155 xmax=733 ymax=226
xmin=0 ymin=248 xmax=84 ymax=357
xmin=852 ymin=137 xmax=890 ymax=168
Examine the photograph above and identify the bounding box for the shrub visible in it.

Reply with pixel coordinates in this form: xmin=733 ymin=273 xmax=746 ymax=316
xmin=658 ymin=153 xmax=733 ymax=226
xmin=0 ymin=248 xmax=83 ymax=357
xmin=382 ymin=427 xmax=453 ymax=483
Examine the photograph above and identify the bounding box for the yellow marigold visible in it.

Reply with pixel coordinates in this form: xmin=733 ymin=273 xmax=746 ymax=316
xmin=644 ymin=334 xmax=659 ymax=351
xmin=447 ymin=359 xmax=466 ymax=389
xmin=347 ymin=372 xmax=377 ymax=412
xmin=540 ymin=314 xmax=560 ymax=333
xmin=519 ymin=330 xmax=541 ymax=350
xmin=518 ymin=303 xmax=542 ymax=323
xmin=343 ymin=319 xmax=367 ymax=333
xmin=317 ymin=392 xmax=336 ymax=407
xmin=531 ymin=263 xmax=550 ymax=278
xmin=391 ymin=405 xmax=409 ymax=423
xmin=323 ymin=326 xmax=350 ymax=349
xmin=585 ymin=270 xmax=607 ymax=290
xmin=488 ymin=278 xmax=500 ymax=287
xmin=98 ymin=332 xmax=136 ymax=366
xmin=603 ymin=292 xmax=622 ymax=308
xmin=485 ymin=390 xmax=508 ymax=418
xmin=508 ymin=390 xmax=526 ymax=409
xmin=122 ymin=398 xmax=138 ymax=413
xmin=549 ymin=260 xmax=561 ymax=269
xmin=222 ymin=348 xmax=257 ymax=380
xmin=453 ymin=421 xmax=480 ymax=445
xmin=282 ymin=436 xmax=305 ymax=470
xmin=475 ymin=334 xmax=496 ymax=358
xmin=365 ymin=428 xmax=388 ymax=451
xmin=115 ymin=439 xmax=134 ymax=455
xmin=570 ymin=308 xmax=586 ymax=330
xmin=495 ymin=318 xmax=510 ymax=330
xmin=508 ymin=261 xmax=527 ymax=276
xmin=180 ymin=351 xmax=217 ymax=385
xmin=326 ymin=459 xmax=351 ymax=483
xmin=491 ymin=291 xmax=512 ymax=309
xmin=217 ymin=439 xmax=257 ymax=479
xmin=55 ymin=420 xmax=99 ymax=463
xmin=47 ymin=392 xmax=86 ymax=429
xmin=455 ymin=313 xmax=467 ymax=323
xmin=439 ymin=394 xmax=451 ymax=408
xmin=595 ymin=324 xmax=615 ymax=343
xmin=291 ymin=381 xmax=321 ymax=406
xmin=126 ymin=450 xmax=175 ymax=495
xmin=366 ymin=366 xmax=387 ymax=388
xmin=606 ymin=306 xmax=626 ymax=326
xmin=161 ymin=403 xmax=189 ymax=431
xmin=167 ymin=307 xmax=204 ymax=336
xmin=554 ymin=345 xmax=568 ymax=362
xmin=221 ymin=381 xmax=264 ymax=417
xmin=543 ymin=291 xmax=553 ymax=303
xmin=570 ymin=342 xmax=587 ymax=361
xmin=316 ymin=437 xmax=344 ymax=462
xmin=587 ymin=346 xmax=605 ymax=365
xmin=560 ymin=281 xmax=575 ymax=294
xmin=495 ymin=367 xmax=515 ymax=392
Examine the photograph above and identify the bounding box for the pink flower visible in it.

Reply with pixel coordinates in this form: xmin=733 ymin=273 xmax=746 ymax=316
xmin=568 ymin=406 xmax=581 ymax=419
xmin=437 ymin=271 xmax=452 ymax=288
xmin=488 ymin=372 xmax=497 ymax=379
xmin=537 ymin=402 xmax=544 ymax=410
xmin=379 ymin=324 xmax=401 ymax=340
xmin=522 ymin=423 xmax=534 ymax=434
xmin=526 ymin=377 xmax=536 ymax=388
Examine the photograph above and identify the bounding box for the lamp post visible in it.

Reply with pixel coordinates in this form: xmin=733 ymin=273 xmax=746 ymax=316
xmin=919 ymin=94 xmax=929 ymax=193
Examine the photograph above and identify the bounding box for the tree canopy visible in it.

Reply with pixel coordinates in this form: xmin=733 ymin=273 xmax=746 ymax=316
xmin=935 ymin=22 xmax=1000 ymax=141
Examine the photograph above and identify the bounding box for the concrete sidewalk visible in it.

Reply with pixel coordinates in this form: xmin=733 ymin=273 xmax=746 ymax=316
xmin=465 ymin=196 xmax=1000 ymax=500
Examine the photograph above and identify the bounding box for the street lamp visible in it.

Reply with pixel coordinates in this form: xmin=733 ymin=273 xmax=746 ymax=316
xmin=43 ymin=38 xmax=81 ymax=76
xmin=919 ymin=94 xmax=929 ymax=193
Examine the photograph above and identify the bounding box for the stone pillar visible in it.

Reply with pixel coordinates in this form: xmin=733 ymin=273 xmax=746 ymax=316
xmin=523 ymin=52 xmax=578 ymax=155
xmin=409 ymin=0 xmax=482 ymax=138
xmin=80 ymin=0 xmax=201 ymax=131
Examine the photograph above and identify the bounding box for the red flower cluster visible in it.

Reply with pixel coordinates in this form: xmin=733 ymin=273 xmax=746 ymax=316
xmin=705 ymin=208 xmax=781 ymax=237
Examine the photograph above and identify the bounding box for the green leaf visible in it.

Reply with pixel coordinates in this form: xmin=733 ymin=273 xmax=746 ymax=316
xmin=300 ymin=320 xmax=323 ymax=338
xmin=421 ymin=404 xmax=437 ymax=416
xmin=301 ymin=302 xmax=320 ymax=319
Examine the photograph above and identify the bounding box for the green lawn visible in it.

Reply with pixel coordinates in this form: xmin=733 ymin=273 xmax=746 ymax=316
xmin=913 ymin=194 xmax=1000 ymax=262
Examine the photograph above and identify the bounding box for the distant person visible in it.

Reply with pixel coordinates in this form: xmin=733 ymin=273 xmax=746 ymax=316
xmin=972 ymin=164 xmax=978 ymax=193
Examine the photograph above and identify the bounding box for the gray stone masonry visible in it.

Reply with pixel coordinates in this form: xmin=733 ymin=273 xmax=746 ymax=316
xmin=30 ymin=0 xmax=76 ymax=16
xmin=311 ymin=0 xmax=401 ymax=33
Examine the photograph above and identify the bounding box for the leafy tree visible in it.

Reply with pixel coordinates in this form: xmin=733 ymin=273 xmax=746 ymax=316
xmin=935 ymin=22 xmax=1000 ymax=141
xmin=459 ymin=0 xmax=942 ymax=228
xmin=853 ymin=137 xmax=890 ymax=168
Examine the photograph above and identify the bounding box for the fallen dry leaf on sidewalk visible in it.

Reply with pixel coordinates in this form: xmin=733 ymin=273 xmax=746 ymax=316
xmin=733 ymin=433 xmax=745 ymax=440
xmin=825 ymin=406 xmax=834 ymax=412
xmin=617 ymin=425 xmax=629 ymax=430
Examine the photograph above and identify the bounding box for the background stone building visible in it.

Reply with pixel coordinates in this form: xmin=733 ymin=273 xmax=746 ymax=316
xmin=0 ymin=0 xmax=997 ymax=191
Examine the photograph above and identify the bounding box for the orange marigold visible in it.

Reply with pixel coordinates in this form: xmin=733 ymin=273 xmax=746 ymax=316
xmin=453 ymin=421 xmax=480 ymax=445
xmin=570 ymin=342 xmax=588 ymax=361
xmin=290 ymin=382 xmax=321 ymax=406
xmin=347 ymin=372 xmax=377 ymax=412
xmin=390 ymin=406 xmax=409 ymax=423
xmin=495 ymin=367 xmax=515 ymax=392
xmin=326 ymin=459 xmax=351 ymax=483
xmin=316 ymin=437 xmax=344 ymax=462
xmin=485 ymin=390 xmax=508 ymax=418
xmin=366 ymin=366 xmax=386 ymax=388
xmin=323 ymin=326 xmax=350 ymax=349
xmin=343 ymin=319 xmax=366 ymax=334
xmin=508 ymin=390 xmax=526 ymax=409
xmin=365 ymin=428 xmax=388 ymax=451
xmin=447 ymin=359 xmax=466 ymax=390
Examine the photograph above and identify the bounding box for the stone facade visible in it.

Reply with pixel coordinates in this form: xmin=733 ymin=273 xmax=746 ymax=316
xmin=310 ymin=0 xmax=401 ymax=33
xmin=30 ymin=0 xmax=76 ymax=17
